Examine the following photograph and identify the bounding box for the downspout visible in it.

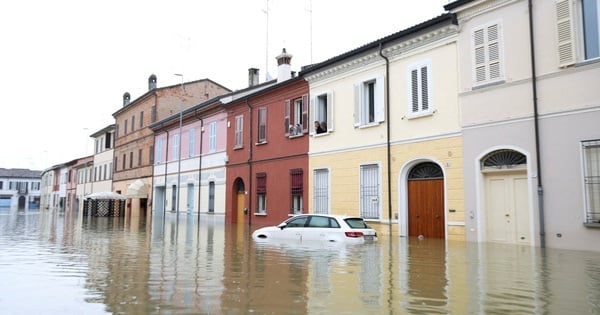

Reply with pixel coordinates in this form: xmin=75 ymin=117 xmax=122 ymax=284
xmin=379 ymin=43 xmax=393 ymax=232
xmin=528 ymin=0 xmax=545 ymax=248
xmin=194 ymin=109 xmax=203 ymax=225
xmin=246 ymin=98 xmax=253 ymax=226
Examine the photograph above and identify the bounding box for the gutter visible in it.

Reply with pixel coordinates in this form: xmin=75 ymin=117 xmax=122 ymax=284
xmin=378 ymin=43 xmax=393 ymax=231
xmin=528 ymin=0 xmax=545 ymax=248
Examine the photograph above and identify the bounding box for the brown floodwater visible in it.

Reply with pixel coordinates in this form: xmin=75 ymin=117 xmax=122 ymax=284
xmin=0 ymin=210 xmax=599 ymax=315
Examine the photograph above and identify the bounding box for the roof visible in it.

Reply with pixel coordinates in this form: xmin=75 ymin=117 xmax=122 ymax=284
xmin=112 ymin=78 xmax=231 ymax=117
xmin=444 ymin=0 xmax=475 ymax=11
xmin=89 ymin=124 xmax=115 ymax=138
xmin=0 ymin=168 xmax=42 ymax=179
xmin=299 ymin=13 xmax=457 ymax=76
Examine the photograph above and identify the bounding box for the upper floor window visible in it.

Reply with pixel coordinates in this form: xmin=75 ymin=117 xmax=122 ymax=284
xmin=139 ymin=111 xmax=144 ymax=128
xmin=472 ymin=21 xmax=504 ymax=86
xmin=151 ymin=105 xmax=157 ymax=123
xmin=258 ymin=107 xmax=267 ymax=143
xmin=311 ymin=91 xmax=333 ymax=135
xmin=407 ymin=60 xmax=433 ymax=118
xmin=234 ymin=115 xmax=244 ymax=149
xmin=189 ymin=128 xmax=196 ymax=157
xmin=285 ymin=95 xmax=309 ymax=137
xmin=355 ymin=76 xmax=384 ymax=127
xmin=173 ymin=134 xmax=180 ymax=160
xmin=557 ymin=0 xmax=600 ymax=66
xmin=155 ymin=138 xmax=163 ymax=164
xmin=209 ymin=122 xmax=217 ymax=153
xmin=131 ymin=115 xmax=135 ymax=132
xmin=124 ymin=119 xmax=128 ymax=135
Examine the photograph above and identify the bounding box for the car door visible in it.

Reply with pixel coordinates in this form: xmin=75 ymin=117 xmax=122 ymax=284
xmin=306 ymin=216 xmax=340 ymax=242
xmin=279 ymin=216 xmax=308 ymax=241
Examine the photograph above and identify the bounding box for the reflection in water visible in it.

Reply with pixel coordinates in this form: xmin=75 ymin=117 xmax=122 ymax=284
xmin=0 ymin=210 xmax=599 ymax=314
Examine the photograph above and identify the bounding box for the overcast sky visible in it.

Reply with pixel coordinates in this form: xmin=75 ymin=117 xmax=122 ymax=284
xmin=0 ymin=0 xmax=449 ymax=171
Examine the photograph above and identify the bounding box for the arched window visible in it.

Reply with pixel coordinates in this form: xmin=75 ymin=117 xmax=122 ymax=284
xmin=408 ymin=162 xmax=443 ymax=180
xmin=481 ymin=149 xmax=526 ymax=170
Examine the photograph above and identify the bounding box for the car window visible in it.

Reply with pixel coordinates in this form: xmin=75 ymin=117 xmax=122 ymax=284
xmin=308 ymin=216 xmax=330 ymax=228
xmin=286 ymin=216 xmax=308 ymax=228
xmin=344 ymin=218 xmax=369 ymax=229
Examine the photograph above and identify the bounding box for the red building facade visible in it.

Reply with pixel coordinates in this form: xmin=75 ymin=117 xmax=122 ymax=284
xmin=225 ymin=59 xmax=309 ymax=227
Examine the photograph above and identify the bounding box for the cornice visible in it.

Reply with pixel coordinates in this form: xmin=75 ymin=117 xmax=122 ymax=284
xmin=304 ymin=25 xmax=458 ymax=83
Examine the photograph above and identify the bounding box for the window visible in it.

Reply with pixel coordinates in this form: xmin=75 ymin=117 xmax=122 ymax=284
xmin=155 ymin=139 xmax=163 ymax=164
xmin=256 ymin=172 xmax=267 ymax=214
xmin=173 ymin=134 xmax=179 ymax=160
xmin=556 ymin=0 xmax=600 ymax=66
xmin=138 ymin=149 xmax=142 ymax=166
xmin=234 ymin=115 xmax=244 ymax=148
xmin=105 ymin=132 xmax=112 ymax=149
xmin=140 ymin=111 xmax=144 ymax=128
xmin=115 ymin=124 xmax=119 ymax=138
xmin=103 ymin=164 xmax=107 ymax=180
xmin=355 ymin=76 xmax=384 ymax=126
xmin=360 ymin=164 xmax=380 ymax=219
xmin=290 ymin=169 xmax=303 ymax=214
xmin=284 ymin=95 xmax=309 ymax=136
xmin=122 ymin=154 xmax=126 ymax=170
xmin=124 ymin=119 xmax=128 ymax=135
xmin=129 ymin=152 xmax=133 ymax=169
xmin=583 ymin=139 xmax=600 ymax=224
xmin=407 ymin=60 xmax=433 ymax=117
xmin=131 ymin=115 xmax=135 ymax=132
xmin=149 ymin=145 xmax=154 ymax=164
xmin=114 ymin=157 xmax=118 ymax=171
xmin=108 ymin=163 xmax=112 ymax=179
xmin=151 ymin=105 xmax=157 ymax=123
xmin=189 ymin=128 xmax=196 ymax=157
xmin=258 ymin=107 xmax=267 ymax=143
xmin=209 ymin=122 xmax=217 ymax=153
xmin=313 ymin=169 xmax=329 ymax=214
xmin=472 ymin=22 xmax=503 ymax=85
xmin=311 ymin=91 xmax=333 ymax=134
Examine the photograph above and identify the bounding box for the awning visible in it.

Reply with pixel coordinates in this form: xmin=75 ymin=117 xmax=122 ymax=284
xmin=85 ymin=191 xmax=127 ymax=200
xmin=126 ymin=179 xmax=148 ymax=198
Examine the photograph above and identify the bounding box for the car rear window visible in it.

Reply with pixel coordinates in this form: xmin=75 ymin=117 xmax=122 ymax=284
xmin=344 ymin=218 xmax=369 ymax=229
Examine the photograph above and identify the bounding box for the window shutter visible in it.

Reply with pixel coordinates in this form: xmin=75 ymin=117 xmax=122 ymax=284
xmin=354 ymin=83 xmax=360 ymax=127
xmin=375 ymin=76 xmax=385 ymax=123
xmin=473 ymin=23 xmax=503 ymax=84
xmin=256 ymin=173 xmax=267 ymax=194
xmin=411 ymin=69 xmax=419 ymax=113
xmin=258 ymin=108 xmax=267 ymax=142
xmin=284 ymin=99 xmax=291 ymax=136
xmin=420 ymin=67 xmax=429 ymax=111
xmin=326 ymin=91 xmax=334 ymax=131
xmin=556 ymin=0 xmax=576 ymax=67
xmin=473 ymin=28 xmax=487 ymax=83
xmin=302 ymin=94 xmax=309 ymax=133
xmin=310 ymin=96 xmax=316 ymax=135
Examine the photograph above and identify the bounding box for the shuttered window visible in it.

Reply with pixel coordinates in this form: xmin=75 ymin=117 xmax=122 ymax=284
xmin=556 ymin=0 xmax=576 ymax=67
xmin=407 ymin=60 xmax=432 ymax=117
xmin=256 ymin=173 xmax=267 ymax=214
xmin=258 ymin=107 xmax=267 ymax=143
xmin=290 ymin=169 xmax=303 ymax=214
xmin=473 ymin=22 xmax=503 ymax=85
xmin=234 ymin=115 xmax=243 ymax=148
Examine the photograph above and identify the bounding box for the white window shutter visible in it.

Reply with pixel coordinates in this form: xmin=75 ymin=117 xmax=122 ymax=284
xmin=375 ymin=76 xmax=385 ymax=123
xmin=327 ymin=91 xmax=334 ymax=132
xmin=310 ymin=96 xmax=316 ymax=135
xmin=556 ymin=0 xmax=576 ymax=67
xmin=354 ymin=83 xmax=360 ymax=127
xmin=284 ymin=99 xmax=291 ymax=136
xmin=302 ymin=94 xmax=309 ymax=133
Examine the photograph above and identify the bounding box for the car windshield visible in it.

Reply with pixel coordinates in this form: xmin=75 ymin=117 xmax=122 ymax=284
xmin=344 ymin=218 xmax=369 ymax=229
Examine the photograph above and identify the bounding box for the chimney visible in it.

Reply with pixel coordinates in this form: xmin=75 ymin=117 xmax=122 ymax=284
xmin=123 ymin=92 xmax=131 ymax=107
xmin=276 ymin=48 xmax=293 ymax=83
xmin=148 ymin=74 xmax=157 ymax=90
xmin=248 ymin=68 xmax=260 ymax=87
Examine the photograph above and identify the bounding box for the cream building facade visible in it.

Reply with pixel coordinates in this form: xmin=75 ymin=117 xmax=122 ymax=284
xmin=302 ymin=14 xmax=464 ymax=239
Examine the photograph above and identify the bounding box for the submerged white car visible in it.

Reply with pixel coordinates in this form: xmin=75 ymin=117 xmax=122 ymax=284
xmin=252 ymin=214 xmax=378 ymax=244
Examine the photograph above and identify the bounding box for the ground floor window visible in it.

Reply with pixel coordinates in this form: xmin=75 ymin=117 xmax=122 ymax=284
xmin=290 ymin=169 xmax=303 ymax=214
xmin=360 ymin=164 xmax=380 ymax=219
xmin=256 ymin=173 xmax=266 ymax=214
xmin=583 ymin=139 xmax=600 ymax=224
xmin=313 ymin=169 xmax=329 ymax=214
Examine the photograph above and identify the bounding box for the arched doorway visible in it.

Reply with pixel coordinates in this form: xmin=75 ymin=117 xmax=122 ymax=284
xmin=407 ymin=162 xmax=445 ymax=239
xmin=481 ymin=149 xmax=531 ymax=245
xmin=234 ymin=178 xmax=246 ymax=224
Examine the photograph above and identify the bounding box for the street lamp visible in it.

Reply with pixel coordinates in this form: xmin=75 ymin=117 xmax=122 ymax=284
xmin=174 ymin=74 xmax=184 ymax=216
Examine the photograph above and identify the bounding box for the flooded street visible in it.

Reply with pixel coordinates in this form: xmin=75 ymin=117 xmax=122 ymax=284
xmin=1 ymin=210 xmax=599 ymax=315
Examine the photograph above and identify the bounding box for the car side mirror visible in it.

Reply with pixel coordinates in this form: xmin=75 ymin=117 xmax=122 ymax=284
xmin=277 ymin=222 xmax=287 ymax=230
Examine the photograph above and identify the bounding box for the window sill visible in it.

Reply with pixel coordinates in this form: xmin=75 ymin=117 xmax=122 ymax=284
xmin=584 ymin=222 xmax=600 ymax=228
xmin=254 ymin=212 xmax=267 ymax=216
xmin=255 ymin=141 xmax=268 ymax=146
xmin=288 ymin=134 xmax=304 ymax=138
xmin=472 ymin=79 xmax=505 ymax=90
xmin=356 ymin=122 xmax=381 ymax=129
xmin=405 ymin=110 xmax=435 ymax=120
xmin=312 ymin=132 xmax=329 ymax=137
xmin=233 ymin=146 xmax=244 ymax=150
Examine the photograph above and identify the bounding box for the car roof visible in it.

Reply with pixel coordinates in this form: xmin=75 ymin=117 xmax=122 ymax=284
xmin=292 ymin=214 xmax=364 ymax=220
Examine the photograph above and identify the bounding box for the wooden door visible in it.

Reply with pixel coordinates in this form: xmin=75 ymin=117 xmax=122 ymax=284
xmin=408 ymin=179 xmax=445 ymax=238
xmin=236 ymin=191 xmax=245 ymax=224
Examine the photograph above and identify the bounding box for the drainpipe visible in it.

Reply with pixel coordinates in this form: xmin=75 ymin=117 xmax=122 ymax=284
xmin=164 ymin=130 xmax=170 ymax=217
xmin=528 ymin=0 xmax=545 ymax=248
xmin=379 ymin=43 xmax=393 ymax=231
xmin=194 ymin=109 xmax=204 ymax=226
xmin=246 ymin=98 xmax=253 ymax=226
